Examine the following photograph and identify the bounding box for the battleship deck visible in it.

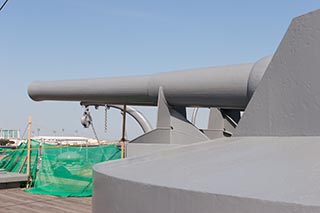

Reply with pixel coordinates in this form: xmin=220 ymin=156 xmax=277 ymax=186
xmin=0 ymin=188 xmax=91 ymax=213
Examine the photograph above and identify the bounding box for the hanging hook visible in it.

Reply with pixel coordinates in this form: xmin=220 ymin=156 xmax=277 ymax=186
xmin=81 ymin=106 xmax=92 ymax=128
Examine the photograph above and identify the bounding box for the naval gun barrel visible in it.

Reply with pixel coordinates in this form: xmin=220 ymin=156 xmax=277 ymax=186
xmin=28 ymin=57 xmax=271 ymax=109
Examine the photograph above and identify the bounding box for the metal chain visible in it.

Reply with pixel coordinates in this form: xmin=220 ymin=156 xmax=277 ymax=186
xmin=104 ymin=104 xmax=108 ymax=133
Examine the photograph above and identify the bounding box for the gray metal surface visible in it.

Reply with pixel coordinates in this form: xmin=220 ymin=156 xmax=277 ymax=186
xmin=0 ymin=171 xmax=28 ymax=189
xmin=126 ymin=143 xmax=181 ymax=158
xmin=93 ymin=137 xmax=320 ymax=213
xmin=236 ymin=9 xmax=320 ymax=136
xmin=28 ymin=63 xmax=268 ymax=109
xmin=108 ymin=105 xmax=153 ymax=133
xmin=130 ymin=88 xmax=209 ymax=144
xmin=0 ymin=171 xmax=28 ymax=183
xmin=92 ymin=9 xmax=320 ymax=213
xmin=80 ymin=104 xmax=153 ymax=133
xmin=246 ymin=55 xmax=272 ymax=100
xmin=27 ymin=7 xmax=320 ymax=213
xmin=191 ymin=108 xmax=239 ymax=139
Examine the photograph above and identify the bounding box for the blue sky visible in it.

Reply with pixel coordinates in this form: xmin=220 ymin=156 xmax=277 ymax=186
xmin=1 ymin=1 xmax=320 ymax=140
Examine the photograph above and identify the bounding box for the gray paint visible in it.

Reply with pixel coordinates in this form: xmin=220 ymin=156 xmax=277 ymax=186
xmin=80 ymin=104 xmax=152 ymax=132
xmin=130 ymin=128 xmax=171 ymax=144
xmin=93 ymin=137 xmax=320 ymax=212
xmin=246 ymin=55 xmax=273 ymax=100
xmin=130 ymin=88 xmax=209 ymax=144
xmin=203 ymin=108 xmax=225 ymax=138
xmin=29 ymin=63 xmax=267 ymax=109
xmin=236 ymin=9 xmax=320 ymax=136
xmin=27 ymin=7 xmax=320 ymax=213
xmin=126 ymin=143 xmax=181 ymax=158
xmin=0 ymin=171 xmax=28 ymax=183
xmin=91 ymin=9 xmax=320 ymax=213
xmin=0 ymin=171 xmax=28 ymax=189
xmin=106 ymin=105 xmax=153 ymax=133
xmin=192 ymin=108 xmax=239 ymax=139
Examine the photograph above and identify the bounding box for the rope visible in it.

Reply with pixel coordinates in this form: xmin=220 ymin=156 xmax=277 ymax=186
xmin=90 ymin=121 xmax=100 ymax=145
xmin=21 ymin=123 xmax=29 ymax=139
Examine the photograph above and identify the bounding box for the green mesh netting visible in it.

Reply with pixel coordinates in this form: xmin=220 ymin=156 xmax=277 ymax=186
xmin=26 ymin=144 xmax=120 ymax=197
xmin=0 ymin=140 xmax=40 ymax=186
xmin=0 ymin=147 xmax=13 ymax=155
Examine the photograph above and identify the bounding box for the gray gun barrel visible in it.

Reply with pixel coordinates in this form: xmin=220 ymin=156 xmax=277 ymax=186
xmin=28 ymin=57 xmax=271 ymax=109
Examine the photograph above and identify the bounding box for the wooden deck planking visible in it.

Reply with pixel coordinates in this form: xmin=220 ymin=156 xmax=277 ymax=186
xmin=0 ymin=188 xmax=91 ymax=213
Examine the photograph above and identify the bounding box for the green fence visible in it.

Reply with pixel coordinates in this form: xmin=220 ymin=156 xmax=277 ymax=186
xmin=0 ymin=140 xmax=121 ymax=197
xmin=0 ymin=140 xmax=40 ymax=186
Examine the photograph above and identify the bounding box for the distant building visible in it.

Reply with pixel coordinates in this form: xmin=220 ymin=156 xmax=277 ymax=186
xmin=33 ymin=136 xmax=90 ymax=145
xmin=0 ymin=129 xmax=20 ymax=139
xmin=32 ymin=136 xmax=115 ymax=145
